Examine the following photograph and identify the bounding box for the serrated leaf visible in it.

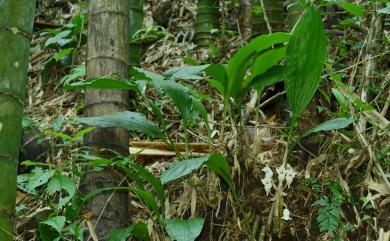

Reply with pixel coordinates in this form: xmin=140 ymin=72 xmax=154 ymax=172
xmin=61 ymin=65 xmax=85 ymax=85
xmin=301 ymin=117 xmax=354 ymax=138
xmin=76 ymin=111 xmax=162 ymax=138
xmin=107 ymin=222 xmax=150 ymax=241
xmin=45 ymin=30 xmax=72 ymax=48
xmin=317 ymin=205 xmax=340 ymax=232
xmin=160 ymin=156 xmax=210 ymax=185
xmin=165 ymin=218 xmax=204 ymax=241
xmin=47 ymin=175 xmax=76 ymax=210
xmin=17 ymin=168 xmax=55 ymax=194
xmin=284 ymin=6 xmax=327 ymax=118
xmin=39 ymin=216 xmax=66 ymax=241
xmin=314 ymin=196 xmax=341 ymax=233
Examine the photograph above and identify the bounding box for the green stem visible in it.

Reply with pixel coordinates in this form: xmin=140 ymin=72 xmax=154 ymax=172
xmin=282 ymin=116 xmax=297 ymax=167
xmin=220 ymin=97 xmax=230 ymax=141
xmin=183 ymin=123 xmax=190 ymax=158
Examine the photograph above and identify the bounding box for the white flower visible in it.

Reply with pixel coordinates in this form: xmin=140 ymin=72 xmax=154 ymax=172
xmin=276 ymin=165 xmax=286 ymax=183
xmin=261 ymin=165 xmax=274 ymax=196
xmin=282 ymin=208 xmax=292 ymax=221
xmin=285 ymin=164 xmax=297 ymax=188
xmin=262 ymin=165 xmax=273 ymax=178
xmin=261 ymin=177 xmax=272 ymax=196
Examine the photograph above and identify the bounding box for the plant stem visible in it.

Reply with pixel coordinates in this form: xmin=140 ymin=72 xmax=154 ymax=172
xmin=282 ymin=117 xmax=297 ymax=167
xmin=184 ymin=124 xmax=190 ymax=158
xmin=220 ymin=98 xmax=229 ymax=140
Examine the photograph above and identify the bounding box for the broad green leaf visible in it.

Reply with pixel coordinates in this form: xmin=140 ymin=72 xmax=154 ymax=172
xmin=129 ymin=162 xmax=165 ymax=203
xmin=227 ymin=32 xmax=290 ymax=101
xmin=76 ymin=111 xmax=162 ymax=138
xmin=160 ymin=155 xmax=210 ymax=185
xmin=284 ymin=6 xmax=327 ymax=118
xmin=47 ymin=130 xmax=73 ymax=141
xmin=132 ymin=188 xmax=161 ymax=222
xmin=119 ymin=165 xmax=146 ymax=190
xmin=205 ymin=64 xmax=227 ymax=93
xmin=107 ymin=222 xmax=150 ymax=241
xmin=157 ymin=80 xmax=194 ymax=126
xmin=165 ymin=64 xmax=210 ymax=80
xmin=82 ymin=186 xmax=162 ymax=224
xmin=53 ymin=115 xmax=64 ymax=132
xmin=247 ymin=66 xmax=284 ymax=89
xmin=39 ymin=216 xmax=66 ymax=241
xmin=134 ymin=67 xmax=209 ymax=129
xmin=40 ymin=216 xmax=66 ymax=234
xmin=54 ymin=48 xmax=74 ymax=62
xmin=204 ymin=153 xmax=234 ymax=193
xmin=338 ymin=1 xmax=364 ymax=17
xmin=47 ymin=175 xmax=76 ymax=210
xmin=64 ymin=77 xmax=137 ymax=91
xmin=17 ymin=168 xmax=55 ymax=194
xmin=133 ymin=67 xmax=164 ymax=82
xmin=133 ymin=67 xmax=164 ymax=94
xmin=45 ymin=30 xmax=72 ymax=47
xmin=378 ymin=3 xmax=390 ymax=14
xmin=74 ymin=127 xmax=95 ymax=138
xmin=66 ymin=222 xmax=85 ymax=241
xmin=60 ymin=65 xmax=85 ymax=85
xmin=191 ymin=96 xmax=211 ymax=137
xmin=206 ymin=78 xmax=225 ymax=95
xmin=332 ymin=88 xmax=348 ymax=111
xmin=301 ymin=117 xmax=354 ymax=138
xmin=20 ymin=160 xmax=50 ymax=167
xmin=165 ymin=219 xmax=204 ymax=241
xmin=76 ymin=153 xmax=112 ymax=167
xmin=251 ymin=46 xmax=287 ymax=78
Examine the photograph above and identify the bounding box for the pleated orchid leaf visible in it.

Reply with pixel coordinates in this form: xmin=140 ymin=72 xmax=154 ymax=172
xmin=284 ymin=6 xmax=327 ymax=118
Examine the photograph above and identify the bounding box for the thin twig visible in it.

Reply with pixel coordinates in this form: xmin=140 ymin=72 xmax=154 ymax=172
xmin=259 ymin=0 xmax=272 ymax=34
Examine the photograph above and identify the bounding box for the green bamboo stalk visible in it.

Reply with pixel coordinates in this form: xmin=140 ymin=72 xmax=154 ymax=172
xmin=251 ymin=0 xmax=285 ymax=36
xmin=129 ymin=0 xmax=144 ymax=66
xmin=194 ymin=0 xmax=220 ymax=48
xmin=0 ymin=1 xmax=36 ymax=240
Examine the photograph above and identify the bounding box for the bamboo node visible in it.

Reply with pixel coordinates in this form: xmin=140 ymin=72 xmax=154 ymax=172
xmin=0 ymin=89 xmax=24 ymax=106
xmin=0 ymin=25 xmax=32 ymax=39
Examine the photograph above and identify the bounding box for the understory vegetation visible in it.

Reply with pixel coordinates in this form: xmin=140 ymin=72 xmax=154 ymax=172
xmin=9 ymin=0 xmax=390 ymax=241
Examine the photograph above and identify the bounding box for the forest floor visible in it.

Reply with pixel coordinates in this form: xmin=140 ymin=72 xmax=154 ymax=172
xmin=15 ymin=1 xmax=389 ymax=241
